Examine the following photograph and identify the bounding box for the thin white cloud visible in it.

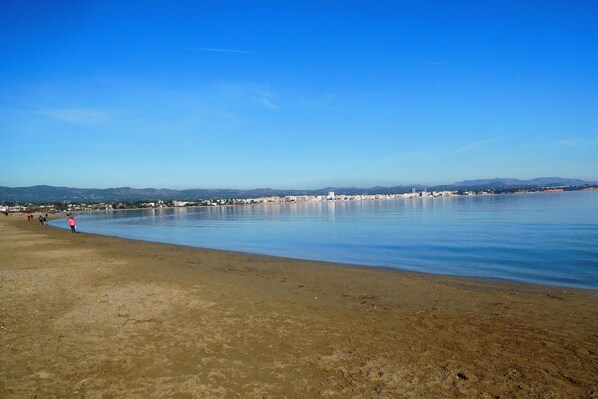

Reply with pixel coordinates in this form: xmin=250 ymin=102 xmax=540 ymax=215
xmin=556 ymin=138 xmax=598 ymax=148
xmin=298 ymin=93 xmax=338 ymax=110
xmin=451 ymin=138 xmax=499 ymax=154
xmin=260 ymin=97 xmax=281 ymax=111
xmin=40 ymin=108 xmax=112 ymax=124
xmin=193 ymin=47 xmax=252 ymax=54
xmin=512 ymin=137 xmax=542 ymax=149
xmin=209 ymin=81 xmax=281 ymax=111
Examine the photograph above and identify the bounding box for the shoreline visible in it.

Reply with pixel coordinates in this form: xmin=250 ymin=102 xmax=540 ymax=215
xmin=48 ymin=205 xmax=598 ymax=292
xmin=2 ymin=213 xmax=597 ymax=398
xmin=48 ymin=216 xmax=598 ymax=293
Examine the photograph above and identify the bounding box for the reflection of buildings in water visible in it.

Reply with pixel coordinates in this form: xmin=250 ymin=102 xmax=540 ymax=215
xmin=327 ymin=200 xmax=336 ymax=222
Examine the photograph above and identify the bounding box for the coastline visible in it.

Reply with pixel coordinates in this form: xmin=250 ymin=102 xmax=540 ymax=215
xmin=1 ymin=214 xmax=597 ymax=398
xmin=47 ymin=191 xmax=598 ymax=291
xmin=47 ymin=213 xmax=598 ymax=292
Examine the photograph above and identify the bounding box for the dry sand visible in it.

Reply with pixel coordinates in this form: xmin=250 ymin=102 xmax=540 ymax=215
xmin=1 ymin=213 xmax=597 ymax=398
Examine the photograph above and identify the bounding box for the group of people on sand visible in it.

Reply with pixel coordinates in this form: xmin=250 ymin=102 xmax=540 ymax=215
xmin=28 ymin=213 xmax=48 ymax=225
xmin=24 ymin=212 xmax=77 ymax=232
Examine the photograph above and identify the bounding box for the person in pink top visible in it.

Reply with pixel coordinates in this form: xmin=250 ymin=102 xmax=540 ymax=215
xmin=68 ymin=216 xmax=77 ymax=233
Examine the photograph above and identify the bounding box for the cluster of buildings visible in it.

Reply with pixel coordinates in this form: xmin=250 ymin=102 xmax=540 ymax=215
xmin=0 ymin=189 xmax=493 ymax=214
xmin=244 ymin=190 xmax=460 ymax=205
xmin=165 ymin=190 xmax=460 ymax=207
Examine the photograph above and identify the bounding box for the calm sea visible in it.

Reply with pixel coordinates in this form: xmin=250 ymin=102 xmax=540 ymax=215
xmin=50 ymin=191 xmax=598 ymax=290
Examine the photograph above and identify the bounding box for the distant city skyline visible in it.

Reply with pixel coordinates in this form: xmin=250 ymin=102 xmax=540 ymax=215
xmin=1 ymin=2 xmax=597 ymax=189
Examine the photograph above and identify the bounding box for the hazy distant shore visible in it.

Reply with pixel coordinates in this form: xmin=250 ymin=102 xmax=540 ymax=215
xmin=1 ymin=213 xmax=597 ymax=398
xmin=2 ymin=177 xmax=598 ymax=212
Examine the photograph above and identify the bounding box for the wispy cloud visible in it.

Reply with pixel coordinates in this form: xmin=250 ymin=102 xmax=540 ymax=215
xmin=40 ymin=108 xmax=112 ymax=124
xmin=512 ymin=137 xmax=542 ymax=149
xmin=260 ymin=97 xmax=281 ymax=110
xmin=298 ymin=93 xmax=338 ymax=110
xmin=451 ymin=137 xmax=499 ymax=154
xmin=192 ymin=47 xmax=252 ymax=54
xmin=556 ymin=138 xmax=598 ymax=148
xmin=210 ymin=81 xmax=281 ymax=111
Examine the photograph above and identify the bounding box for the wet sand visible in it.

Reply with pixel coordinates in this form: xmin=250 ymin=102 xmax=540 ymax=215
xmin=1 ymin=214 xmax=597 ymax=398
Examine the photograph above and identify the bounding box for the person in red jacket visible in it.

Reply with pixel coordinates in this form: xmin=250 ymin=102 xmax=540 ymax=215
xmin=68 ymin=216 xmax=77 ymax=233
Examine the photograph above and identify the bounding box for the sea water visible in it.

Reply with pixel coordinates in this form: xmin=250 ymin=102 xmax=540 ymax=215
xmin=50 ymin=191 xmax=598 ymax=289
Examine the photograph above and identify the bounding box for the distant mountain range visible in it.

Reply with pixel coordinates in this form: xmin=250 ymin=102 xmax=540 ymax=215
xmin=0 ymin=177 xmax=596 ymax=203
xmin=0 ymin=185 xmax=424 ymax=203
xmin=452 ymin=177 xmax=596 ymax=188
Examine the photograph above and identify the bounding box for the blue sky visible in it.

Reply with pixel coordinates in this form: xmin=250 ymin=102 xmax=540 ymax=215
xmin=1 ymin=1 xmax=597 ymax=189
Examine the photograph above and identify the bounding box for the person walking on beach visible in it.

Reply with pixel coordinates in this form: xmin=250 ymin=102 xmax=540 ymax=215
xmin=68 ymin=216 xmax=77 ymax=233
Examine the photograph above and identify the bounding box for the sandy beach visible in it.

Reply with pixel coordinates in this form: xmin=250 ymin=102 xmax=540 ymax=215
xmin=1 ymin=214 xmax=597 ymax=398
